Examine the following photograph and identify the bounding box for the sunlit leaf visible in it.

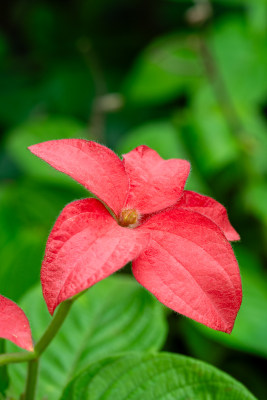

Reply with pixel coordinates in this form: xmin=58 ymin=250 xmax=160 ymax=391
xmin=5 ymin=117 xmax=88 ymax=186
xmin=185 ymin=83 xmax=240 ymax=174
xmin=237 ymin=110 xmax=267 ymax=175
xmin=118 ymin=120 xmax=188 ymax=158
xmin=209 ymin=17 xmax=267 ymax=108
xmin=123 ymin=34 xmax=202 ymax=105
xmin=243 ymin=182 xmax=267 ymax=224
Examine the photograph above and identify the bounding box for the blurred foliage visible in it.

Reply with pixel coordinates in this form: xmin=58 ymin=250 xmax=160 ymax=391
xmin=0 ymin=0 xmax=267 ymax=399
xmin=186 ymin=247 xmax=267 ymax=358
xmin=7 ymin=276 xmax=167 ymax=399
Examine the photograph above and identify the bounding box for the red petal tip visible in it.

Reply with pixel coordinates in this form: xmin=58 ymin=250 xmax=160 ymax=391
xmin=0 ymin=295 xmax=33 ymax=351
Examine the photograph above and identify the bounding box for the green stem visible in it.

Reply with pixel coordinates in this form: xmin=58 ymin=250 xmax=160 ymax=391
xmin=34 ymin=298 xmax=74 ymax=356
xmin=197 ymin=34 xmax=260 ymax=181
xmin=23 ymin=299 xmax=74 ymax=399
xmin=24 ymin=359 xmax=39 ymax=400
xmin=0 ymin=297 xmax=76 ymax=400
xmin=0 ymin=339 xmax=9 ymax=394
xmin=0 ymin=351 xmax=34 ymax=366
xmin=0 ymin=298 xmax=74 ymax=367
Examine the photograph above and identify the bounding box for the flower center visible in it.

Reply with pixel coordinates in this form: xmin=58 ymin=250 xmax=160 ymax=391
xmin=119 ymin=209 xmax=139 ymax=227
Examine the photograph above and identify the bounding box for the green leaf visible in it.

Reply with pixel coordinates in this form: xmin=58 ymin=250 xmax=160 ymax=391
xmin=0 ymin=340 xmax=9 ymax=395
xmin=201 ymin=17 xmax=267 ymax=176
xmin=209 ymin=17 xmax=267 ymax=108
xmin=123 ymin=34 xmax=202 ymax=105
xmin=7 ymin=276 xmax=167 ymax=400
xmin=117 ymin=120 xmax=188 ymax=159
xmin=237 ymin=109 xmax=267 ymax=175
xmin=0 ymin=180 xmax=86 ymax=300
xmin=243 ymin=181 xmax=267 ymax=224
xmin=189 ymin=247 xmax=267 ymax=358
xmin=246 ymin=0 xmax=267 ymax=34
xmin=60 ymin=352 xmax=257 ymax=400
xmin=5 ymin=117 xmax=88 ymax=186
xmin=188 ymin=83 xmax=240 ymax=174
xmin=0 ymin=227 xmax=45 ymax=301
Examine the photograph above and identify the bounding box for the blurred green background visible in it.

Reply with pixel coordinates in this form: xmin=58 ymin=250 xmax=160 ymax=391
xmin=0 ymin=0 xmax=267 ymax=399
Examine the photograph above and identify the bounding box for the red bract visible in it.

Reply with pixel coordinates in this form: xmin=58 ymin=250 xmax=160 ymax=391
xmin=0 ymin=295 xmax=33 ymax=351
xmin=29 ymin=140 xmax=242 ymax=333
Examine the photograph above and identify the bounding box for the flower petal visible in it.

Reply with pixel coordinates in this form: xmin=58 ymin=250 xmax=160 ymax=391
xmin=133 ymin=209 xmax=242 ymax=333
xmin=41 ymin=198 xmax=150 ymax=314
xmin=0 ymin=295 xmax=33 ymax=351
xmin=176 ymin=191 xmax=240 ymax=241
xmin=28 ymin=140 xmax=129 ymax=216
xmin=122 ymin=145 xmax=190 ymax=214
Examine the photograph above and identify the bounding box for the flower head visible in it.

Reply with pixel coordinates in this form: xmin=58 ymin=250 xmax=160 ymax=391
xmin=29 ymin=140 xmax=242 ymax=333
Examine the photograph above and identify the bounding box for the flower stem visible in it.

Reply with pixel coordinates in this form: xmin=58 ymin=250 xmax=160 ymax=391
xmin=0 ymin=297 xmax=76 ymax=400
xmin=34 ymin=298 xmax=74 ymax=356
xmin=23 ymin=298 xmax=74 ymax=399
xmin=24 ymin=359 xmax=39 ymax=400
xmin=0 ymin=298 xmax=75 ymax=367
xmin=0 ymin=351 xmax=34 ymax=366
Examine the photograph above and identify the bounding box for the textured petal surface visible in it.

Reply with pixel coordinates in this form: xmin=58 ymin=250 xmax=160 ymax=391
xmin=0 ymin=295 xmax=33 ymax=351
xmin=28 ymin=140 xmax=129 ymax=216
xmin=41 ymin=198 xmax=150 ymax=314
xmin=122 ymin=145 xmax=190 ymax=214
xmin=133 ymin=209 xmax=242 ymax=333
xmin=176 ymin=191 xmax=240 ymax=241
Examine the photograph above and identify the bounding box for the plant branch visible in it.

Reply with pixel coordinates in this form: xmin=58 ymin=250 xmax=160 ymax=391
xmin=23 ymin=298 xmax=74 ymax=399
xmin=0 ymin=298 xmax=75 ymax=399
xmin=0 ymin=350 xmax=35 ymax=366
xmin=197 ymin=36 xmax=245 ymax=138
xmin=196 ymin=34 xmax=261 ymax=180
xmin=0 ymin=298 xmax=74 ymax=368
xmin=34 ymin=298 xmax=74 ymax=356
xmin=24 ymin=359 xmax=39 ymax=400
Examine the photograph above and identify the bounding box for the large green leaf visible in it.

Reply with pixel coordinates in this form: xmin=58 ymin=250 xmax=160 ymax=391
xmin=123 ymin=34 xmax=202 ymax=105
xmin=117 ymin=120 xmax=188 ymax=159
xmin=188 ymin=83 xmax=240 ymax=174
xmin=198 ymin=17 xmax=267 ymax=175
xmin=0 ymin=180 xmax=86 ymax=300
xmin=243 ymin=181 xmax=267 ymax=224
xmin=7 ymin=276 xmax=167 ymax=400
xmin=60 ymin=352 xmax=257 ymax=400
xmin=4 ymin=117 xmax=88 ymax=186
xmin=209 ymin=17 xmax=267 ymax=108
xmin=237 ymin=109 xmax=267 ymax=176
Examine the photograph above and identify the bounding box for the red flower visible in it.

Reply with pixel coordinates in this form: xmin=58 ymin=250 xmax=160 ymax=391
xmin=29 ymin=140 xmax=242 ymax=333
xmin=0 ymin=295 xmax=33 ymax=351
